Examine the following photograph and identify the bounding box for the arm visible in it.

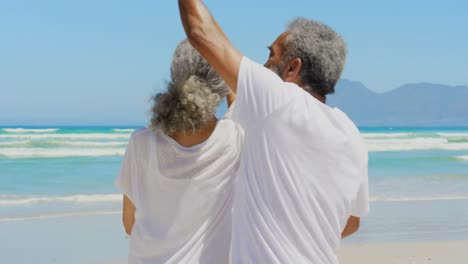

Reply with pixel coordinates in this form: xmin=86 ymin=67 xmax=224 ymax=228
xmin=344 ymin=163 xmax=369 ymax=239
xmin=179 ymin=1 xmax=294 ymax=125
xmin=226 ymin=92 xmax=236 ymax=107
xmin=122 ymin=194 xmax=135 ymax=235
xmin=178 ymin=0 xmax=242 ymax=93
xmin=341 ymin=216 xmax=360 ymax=239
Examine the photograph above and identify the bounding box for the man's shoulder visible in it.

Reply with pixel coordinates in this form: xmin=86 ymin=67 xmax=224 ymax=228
xmin=332 ymin=108 xmax=361 ymax=133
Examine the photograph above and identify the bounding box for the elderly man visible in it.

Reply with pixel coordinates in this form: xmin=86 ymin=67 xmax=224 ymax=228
xmin=178 ymin=1 xmax=369 ymax=263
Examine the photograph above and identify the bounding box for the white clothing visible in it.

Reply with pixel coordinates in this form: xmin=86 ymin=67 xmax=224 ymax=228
xmin=115 ymin=118 xmax=243 ymax=264
xmin=231 ymin=57 xmax=369 ymax=264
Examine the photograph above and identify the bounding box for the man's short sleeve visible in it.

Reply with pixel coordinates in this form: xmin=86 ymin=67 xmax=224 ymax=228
xmin=232 ymin=57 xmax=297 ymax=128
xmin=350 ymin=172 xmax=370 ymax=217
xmin=115 ymin=135 xmax=138 ymax=205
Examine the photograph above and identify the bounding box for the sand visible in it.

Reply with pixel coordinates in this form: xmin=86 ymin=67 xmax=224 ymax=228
xmin=338 ymin=240 xmax=468 ymax=264
xmin=2 ymin=210 xmax=466 ymax=264
xmin=106 ymin=241 xmax=468 ymax=264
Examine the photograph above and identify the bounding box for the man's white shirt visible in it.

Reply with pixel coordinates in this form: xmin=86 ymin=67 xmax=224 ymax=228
xmin=231 ymin=57 xmax=369 ymax=264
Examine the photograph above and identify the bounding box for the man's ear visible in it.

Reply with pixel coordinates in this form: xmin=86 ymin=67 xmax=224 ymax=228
xmin=282 ymin=57 xmax=302 ymax=82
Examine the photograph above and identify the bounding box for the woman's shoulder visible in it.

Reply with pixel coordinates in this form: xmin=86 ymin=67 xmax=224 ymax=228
xmin=217 ymin=119 xmax=240 ymax=132
xmin=216 ymin=119 xmax=245 ymax=144
xmin=129 ymin=127 xmax=157 ymax=146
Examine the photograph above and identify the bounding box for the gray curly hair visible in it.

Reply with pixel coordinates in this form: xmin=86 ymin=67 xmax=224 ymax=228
xmin=150 ymin=40 xmax=230 ymax=134
xmin=283 ymin=18 xmax=347 ymax=96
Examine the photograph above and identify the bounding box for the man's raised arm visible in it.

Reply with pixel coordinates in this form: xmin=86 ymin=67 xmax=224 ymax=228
xmin=178 ymin=0 xmax=242 ymax=92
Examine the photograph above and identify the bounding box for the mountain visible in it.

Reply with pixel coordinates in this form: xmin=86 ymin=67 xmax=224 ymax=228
xmin=328 ymin=80 xmax=468 ymax=126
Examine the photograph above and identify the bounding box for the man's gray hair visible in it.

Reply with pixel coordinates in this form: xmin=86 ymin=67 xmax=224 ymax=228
xmin=150 ymin=39 xmax=230 ymax=134
xmin=284 ymin=18 xmax=347 ymax=96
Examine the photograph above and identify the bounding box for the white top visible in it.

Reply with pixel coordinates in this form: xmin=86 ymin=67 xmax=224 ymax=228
xmin=115 ymin=118 xmax=243 ymax=264
xmin=231 ymin=57 xmax=369 ymax=264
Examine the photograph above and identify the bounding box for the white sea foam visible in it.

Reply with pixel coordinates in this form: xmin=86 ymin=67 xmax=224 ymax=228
xmin=0 ymin=140 xmax=30 ymax=146
xmin=49 ymin=141 xmax=128 ymax=147
xmin=2 ymin=128 xmax=59 ymax=133
xmin=0 ymin=194 xmax=21 ymax=199
xmin=0 ymin=147 xmax=125 ymax=158
xmin=361 ymin=132 xmax=468 ymax=138
xmin=113 ymin=128 xmax=136 ymax=133
xmin=437 ymin=133 xmax=468 ymax=138
xmin=0 ymin=140 xmax=127 ymax=148
xmin=0 ymin=133 xmax=131 ymax=140
xmin=455 ymin=155 xmax=468 ymax=161
xmin=0 ymin=210 xmax=120 ymax=222
xmin=364 ymin=138 xmax=468 ymax=152
xmin=361 ymin=133 xmax=413 ymax=139
xmin=370 ymin=196 xmax=468 ymax=202
xmin=0 ymin=194 xmax=122 ymax=206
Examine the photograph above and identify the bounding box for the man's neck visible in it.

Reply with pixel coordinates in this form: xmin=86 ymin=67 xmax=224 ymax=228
xmin=297 ymin=83 xmax=326 ymax=104
xmin=310 ymin=91 xmax=326 ymax=104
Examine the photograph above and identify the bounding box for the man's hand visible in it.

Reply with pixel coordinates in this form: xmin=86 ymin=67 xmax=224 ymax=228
xmin=341 ymin=216 xmax=360 ymax=239
xmin=178 ymin=0 xmax=242 ymax=93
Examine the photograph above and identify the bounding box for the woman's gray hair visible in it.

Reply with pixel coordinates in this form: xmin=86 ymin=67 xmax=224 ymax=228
xmin=150 ymin=40 xmax=230 ymax=134
xmin=284 ymin=18 xmax=347 ymax=96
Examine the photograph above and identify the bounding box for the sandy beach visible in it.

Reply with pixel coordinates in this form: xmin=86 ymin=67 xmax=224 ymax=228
xmin=339 ymin=241 xmax=468 ymax=264
xmin=2 ymin=199 xmax=468 ymax=264
xmin=105 ymin=241 xmax=468 ymax=264
xmin=105 ymin=240 xmax=468 ymax=264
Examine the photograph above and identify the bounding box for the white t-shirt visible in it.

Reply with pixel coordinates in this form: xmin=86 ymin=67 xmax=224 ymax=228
xmin=231 ymin=57 xmax=369 ymax=264
xmin=115 ymin=118 xmax=243 ymax=264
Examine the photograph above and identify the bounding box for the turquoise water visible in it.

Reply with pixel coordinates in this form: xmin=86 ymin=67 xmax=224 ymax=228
xmin=0 ymin=127 xmax=136 ymax=219
xmin=1 ymin=126 xmax=468 ymax=236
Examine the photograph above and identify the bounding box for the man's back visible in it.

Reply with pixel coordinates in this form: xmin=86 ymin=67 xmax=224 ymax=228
xmin=231 ymin=57 xmax=369 ymax=264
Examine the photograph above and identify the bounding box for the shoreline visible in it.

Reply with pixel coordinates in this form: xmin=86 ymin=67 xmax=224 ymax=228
xmin=2 ymin=197 xmax=468 ymax=222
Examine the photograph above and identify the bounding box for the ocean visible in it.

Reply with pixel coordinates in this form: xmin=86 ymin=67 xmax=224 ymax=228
xmin=1 ymin=126 xmax=468 ymax=242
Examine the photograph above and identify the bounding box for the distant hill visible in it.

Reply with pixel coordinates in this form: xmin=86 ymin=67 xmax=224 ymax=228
xmin=328 ymin=80 xmax=468 ymax=126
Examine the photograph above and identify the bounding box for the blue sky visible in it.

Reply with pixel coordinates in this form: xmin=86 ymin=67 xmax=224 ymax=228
xmin=1 ymin=0 xmax=467 ymax=125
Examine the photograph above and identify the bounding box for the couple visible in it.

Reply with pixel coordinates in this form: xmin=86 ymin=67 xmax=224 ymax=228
xmin=115 ymin=1 xmax=369 ymax=263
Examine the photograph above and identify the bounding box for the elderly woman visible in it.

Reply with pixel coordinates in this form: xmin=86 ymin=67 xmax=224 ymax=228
xmin=115 ymin=40 xmax=242 ymax=264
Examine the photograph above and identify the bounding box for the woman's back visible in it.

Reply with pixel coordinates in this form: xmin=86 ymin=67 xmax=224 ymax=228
xmin=116 ymin=118 xmax=243 ymax=263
